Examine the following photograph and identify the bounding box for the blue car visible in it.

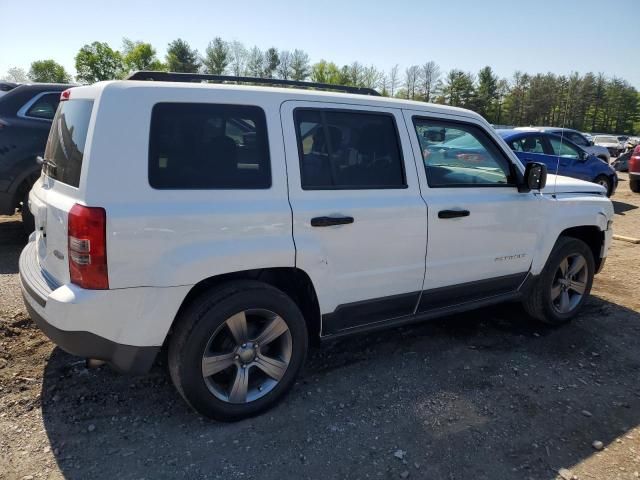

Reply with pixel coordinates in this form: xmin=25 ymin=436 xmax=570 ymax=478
xmin=497 ymin=129 xmax=618 ymax=196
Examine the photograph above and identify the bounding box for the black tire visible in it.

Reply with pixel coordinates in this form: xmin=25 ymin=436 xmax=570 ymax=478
xmin=168 ymin=280 xmax=308 ymax=421
xmin=21 ymin=191 xmax=35 ymax=234
xmin=594 ymin=175 xmax=612 ymax=197
xmin=523 ymin=237 xmax=595 ymax=326
xmin=631 ymin=176 xmax=640 ymax=193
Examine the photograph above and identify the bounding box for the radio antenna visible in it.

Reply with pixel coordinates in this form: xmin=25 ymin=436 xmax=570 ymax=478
xmin=553 ymin=75 xmax=573 ymax=197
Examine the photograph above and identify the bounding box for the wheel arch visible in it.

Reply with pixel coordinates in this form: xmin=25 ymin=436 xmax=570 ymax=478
xmin=558 ymin=225 xmax=605 ymax=272
xmin=166 ymin=267 xmax=322 ymax=348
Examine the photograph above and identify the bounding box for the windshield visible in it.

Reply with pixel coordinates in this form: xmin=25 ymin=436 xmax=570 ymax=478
xmin=43 ymin=99 xmax=93 ymax=188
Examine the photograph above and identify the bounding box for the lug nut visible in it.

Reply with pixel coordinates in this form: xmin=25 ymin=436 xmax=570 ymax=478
xmin=254 ymin=343 xmax=258 ymax=349
xmin=242 ymin=364 xmax=246 ymax=369
xmin=241 ymin=343 xmax=247 ymax=348
xmin=234 ymin=355 xmax=239 ymax=360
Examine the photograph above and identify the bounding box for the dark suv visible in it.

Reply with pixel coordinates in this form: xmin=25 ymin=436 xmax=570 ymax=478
xmin=0 ymin=83 xmax=71 ymax=231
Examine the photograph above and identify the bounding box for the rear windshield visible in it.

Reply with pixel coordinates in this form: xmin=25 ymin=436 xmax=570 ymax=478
xmin=43 ymin=99 xmax=93 ymax=187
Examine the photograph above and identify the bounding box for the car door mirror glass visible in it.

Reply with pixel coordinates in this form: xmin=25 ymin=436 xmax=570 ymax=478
xmin=520 ymin=162 xmax=547 ymax=192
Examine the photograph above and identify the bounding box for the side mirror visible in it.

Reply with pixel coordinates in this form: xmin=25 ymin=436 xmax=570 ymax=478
xmin=589 ymin=140 xmax=594 ymax=146
xmin=519 ymin=162 xmax=547 ymax=192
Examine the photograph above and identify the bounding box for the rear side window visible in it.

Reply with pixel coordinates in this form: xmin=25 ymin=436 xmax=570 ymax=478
xmin=25 ymin=93 xmax=60 ymax=120
xmin=43 ymin=99 xmax=93 ymax=188
xmin=294 ymin=109 xmax=406 ymax=189
xmin=149 ymin=103 xmax=271 ymax=189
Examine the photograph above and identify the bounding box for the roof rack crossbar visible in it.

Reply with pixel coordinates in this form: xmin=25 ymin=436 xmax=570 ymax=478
xmin=126 ymin=71 xmax=381 ymax=96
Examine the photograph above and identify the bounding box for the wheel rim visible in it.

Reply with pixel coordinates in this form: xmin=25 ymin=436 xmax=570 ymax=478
xmin=596 ymin=178 xmax=609 ymax=189
xmin=550 ymin=253 xmax=589 ymax=314
xmin=201 ymin=309 xmax=292 ymax=404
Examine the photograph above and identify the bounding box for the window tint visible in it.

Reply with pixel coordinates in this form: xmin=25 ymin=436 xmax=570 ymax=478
xmin=25 ymin=93 xmax=60 ymax=120
xmin=413 ymin=119 xmax=512 ymax=187
xmin=149 ymin=103 xmax=270 ymax=189
xmin=548 ymin=136 xmax=580 ymax=159
xmin=295 ymin=109 xmax=405 ymax=189
xmin=43 ymin=99 xmax=93 ymax=188
xmin=509 ymin=135 xmax=546 ymax=154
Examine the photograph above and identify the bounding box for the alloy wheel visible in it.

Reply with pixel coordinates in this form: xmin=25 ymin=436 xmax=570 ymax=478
xmin=550 ymin=253 xmax=588 ymax=314
xmin=201 ymin=309 xmax=292 ymax=404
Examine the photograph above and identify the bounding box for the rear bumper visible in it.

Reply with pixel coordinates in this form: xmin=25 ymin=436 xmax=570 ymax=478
xmin=19 ymin=241 xmax=160 ymax=374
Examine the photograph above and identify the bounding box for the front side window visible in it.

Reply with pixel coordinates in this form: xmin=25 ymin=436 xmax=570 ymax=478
xmin=548 ymin=137 xmax=580 ymax=159
xmin=25 ymin=93 xmax=60 ymax=120
xmin=149 ymin=103 xmax=271 ymax=189
xmin=413 ymin=118 xmax=512 ymax=187
xmin=294 ymin=109 xmax=406 ymax=189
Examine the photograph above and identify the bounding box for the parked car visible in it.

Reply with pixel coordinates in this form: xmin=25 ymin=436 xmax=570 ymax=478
xmin=514 ymin=127 xmax=610 ymax=163
xmin=0 ymin=81 xmax=18 ymax=98
xmin=593 ymin=135 xmax=624 ymax=158
xmin=0 ymin=83 xmax=72 ymax=231
xmin=20 ymin=72 xmax=614 ymax=420
xmin=497 ymin=129 xmax=617 ymax=196
xmin=630 ymin=145 xmax=640 ymax=193
xmin=612 ymin=151 xmax=630 ymax=172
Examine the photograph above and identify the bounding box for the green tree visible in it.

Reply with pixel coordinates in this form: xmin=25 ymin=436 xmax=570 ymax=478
xmin=263 ymin=47 xmax=280 ymax=78
xmin=310 ymin=60 xmax=343 ymax=84
xmin=75 ymin=41 xmax=123 ymax=83
xmin=166 ymin=38 xmax=200 ymax=73
xmin=203 ymin=37 xmax=230 ymax=75
xmin=122 ymin=38 xmax=164 ymax=72
xmin=28 ymin=60 xmax=71 ymax=83
xmin=441 ymin=70 xmax=475 ymax=107
xmin=475 ymin=66 xmax=498 ymax=121
xmin=290 ymin=49 xmax=310 ymax=81
xmin=246 ymin=46 xmax=264 ymax=77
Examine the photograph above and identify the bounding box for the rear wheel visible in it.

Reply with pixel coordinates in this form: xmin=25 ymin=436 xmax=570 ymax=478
xmin=168 ymin=280 xmax=308 ymax=421
xmin=630 ymin=176 xmax=640 ymax=193
xmin=523 ymin=237 xmax=595 ymax=325
xmin=594 ymin=175 xmax=612 ymax=197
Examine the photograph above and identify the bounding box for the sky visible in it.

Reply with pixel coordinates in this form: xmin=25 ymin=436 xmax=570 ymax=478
xmin=0 ymin=0 xmax=637 ymax=88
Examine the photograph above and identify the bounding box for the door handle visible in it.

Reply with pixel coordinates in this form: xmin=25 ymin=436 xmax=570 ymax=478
xmin=311 ymin=216 xmax=354 ymax=227
xmin=438 ymin=209 xmax=470 ymax=219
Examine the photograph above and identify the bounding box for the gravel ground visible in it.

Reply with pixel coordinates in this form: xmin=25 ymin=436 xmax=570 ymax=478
xmin=1 ymin=173 xmax=639 ymax=480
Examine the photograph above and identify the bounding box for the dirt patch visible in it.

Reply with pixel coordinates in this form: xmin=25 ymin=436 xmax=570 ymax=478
xmin=1 ymin=176 xmax=639 ymax=480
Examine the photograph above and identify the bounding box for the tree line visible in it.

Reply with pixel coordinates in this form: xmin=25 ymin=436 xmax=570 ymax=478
xmin=2 ymin=37 xmax=638 ymax=134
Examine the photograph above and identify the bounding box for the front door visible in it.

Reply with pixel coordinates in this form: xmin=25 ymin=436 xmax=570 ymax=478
xmin=281 ymin=101 xmax=428 ymax=335
xmin=404 ymin=111 xmax=543 ymax=311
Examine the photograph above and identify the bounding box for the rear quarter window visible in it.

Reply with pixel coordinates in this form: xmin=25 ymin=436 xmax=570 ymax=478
xmin=148 ymin=103 xmax=271 ymax=189
xmin=43 ymin=99 xmax=93 ymax=188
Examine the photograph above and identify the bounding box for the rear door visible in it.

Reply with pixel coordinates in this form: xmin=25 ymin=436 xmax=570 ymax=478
xmin=280 ymin=101 xmax=427 ymax=335
xmin=30 ymin=96 xmax=94 ymax=284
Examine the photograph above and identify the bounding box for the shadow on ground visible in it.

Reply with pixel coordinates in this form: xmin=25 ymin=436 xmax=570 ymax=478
xmin=613 ymin=200 xmax=638 ymax=216
xmin=40 ymin=298 xmax=640 ymax=479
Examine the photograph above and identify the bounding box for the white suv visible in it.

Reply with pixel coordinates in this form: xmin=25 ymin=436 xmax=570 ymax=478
xmin=20 ymin=73 xmax=614 ymax=420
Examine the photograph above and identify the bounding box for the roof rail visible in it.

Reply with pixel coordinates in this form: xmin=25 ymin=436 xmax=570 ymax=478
xmin=126 ymin=71 xmax=381 ymax=96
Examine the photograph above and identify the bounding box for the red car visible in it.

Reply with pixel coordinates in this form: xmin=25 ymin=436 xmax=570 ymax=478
xmin=630 ymin=145 xmax=640 ymax=193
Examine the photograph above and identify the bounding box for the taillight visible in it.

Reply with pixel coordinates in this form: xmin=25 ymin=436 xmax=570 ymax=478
xmin=68 ymin=204 xmax=108 ymax=289
xmin=60 ymin=89 xmax=71 ymax=101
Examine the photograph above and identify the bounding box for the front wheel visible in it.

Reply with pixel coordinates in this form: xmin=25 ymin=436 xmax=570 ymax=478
xmin=168 ymin=280 xmax=308 ymax=421
xmin=594 ymin=175 xmax=612 ymax=197
xmin=523 ymin=237 xmax=595 ymax=325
